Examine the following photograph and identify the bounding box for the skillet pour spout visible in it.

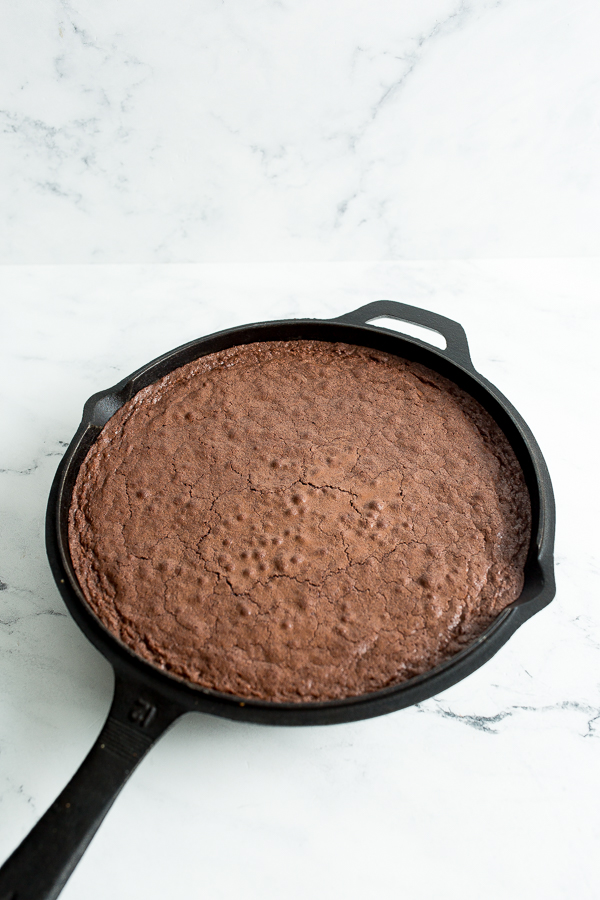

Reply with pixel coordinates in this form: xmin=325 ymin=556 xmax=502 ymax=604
xmin=0 ymin=301 xmax=556 ymax=900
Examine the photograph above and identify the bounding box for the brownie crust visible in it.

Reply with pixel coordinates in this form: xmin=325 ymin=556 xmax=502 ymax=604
xmin=68 ymin=341 xmax=531 ymax=701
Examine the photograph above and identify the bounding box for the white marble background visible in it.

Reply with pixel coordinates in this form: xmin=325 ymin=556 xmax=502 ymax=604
xmin=0 ymin=261 xmax=599 ymax=899
xmin=1 ymin=0 xmax=600 ymax=263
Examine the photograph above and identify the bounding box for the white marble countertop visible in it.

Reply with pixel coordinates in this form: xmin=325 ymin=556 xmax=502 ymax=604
xmin=1 ymin=260 xmax=598 ymax=899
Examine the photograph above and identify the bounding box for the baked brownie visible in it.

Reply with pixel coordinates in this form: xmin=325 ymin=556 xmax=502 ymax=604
xmin=68 ymin=341 xmax=531 ymax=701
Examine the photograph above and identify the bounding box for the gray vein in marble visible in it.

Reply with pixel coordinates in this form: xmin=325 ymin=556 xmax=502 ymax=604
xmin=0 ymin=575 xmax=67 ymax=628
xmin=0 ymin=443 xmax=69 ymax=477
xmin=0 ymin=609 xmax=68 ymax=629
xmin=1 ymin=110 xmax=94 ymax=163
xmin=1 ymin=1 xmax=153 ymax=209
xmin=344 ymin=1 xmax=480 ymax=151
xmin=418 ymin=698 xmax=600 ymax=737
xmin=416 ymin=702 xmax=511 ymax=733
xmin=0 ymin=782 xmax=37 ymax=817
xmin=328 ymin=0 xmax=507 ymax=256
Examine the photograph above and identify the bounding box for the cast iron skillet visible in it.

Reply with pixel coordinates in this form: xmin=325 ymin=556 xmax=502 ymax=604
xmin=0 ymin=301 xmax=555 ymax=900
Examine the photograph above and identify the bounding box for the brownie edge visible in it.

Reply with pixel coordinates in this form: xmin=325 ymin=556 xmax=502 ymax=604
xmin=68 ymin=340 xmax=531 ymax=702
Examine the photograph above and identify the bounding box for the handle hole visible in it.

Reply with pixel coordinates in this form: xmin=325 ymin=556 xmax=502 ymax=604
xmin=366 ymin=317 xmax=447 ymax=350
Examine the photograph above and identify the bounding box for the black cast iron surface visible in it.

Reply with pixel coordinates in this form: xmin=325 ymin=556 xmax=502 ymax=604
xmin=0 ymin=301 xmax=555 ymax=900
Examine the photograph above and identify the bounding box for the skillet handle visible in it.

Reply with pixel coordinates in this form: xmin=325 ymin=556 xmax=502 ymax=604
xmin=0 ymin=675 xmax=185 ymax=900
xmin=332 ymin=300 xmax=474 ymax=371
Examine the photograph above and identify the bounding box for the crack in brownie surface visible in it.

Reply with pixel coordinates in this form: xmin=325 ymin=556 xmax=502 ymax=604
xmin=69 ymin=340 xmax=531 ymax=701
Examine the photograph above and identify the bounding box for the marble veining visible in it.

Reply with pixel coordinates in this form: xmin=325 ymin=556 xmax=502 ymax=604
xmin=1 ymin=0 xmax=599 ymax=262
xmin=417 ymin=698 xmax=600 ymax=737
